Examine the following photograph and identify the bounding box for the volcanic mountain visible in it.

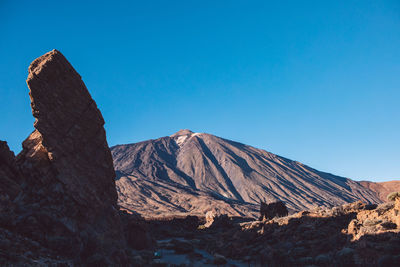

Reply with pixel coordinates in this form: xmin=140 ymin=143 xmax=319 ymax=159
xmin=112 ymin=129 xmax=382 ymax=218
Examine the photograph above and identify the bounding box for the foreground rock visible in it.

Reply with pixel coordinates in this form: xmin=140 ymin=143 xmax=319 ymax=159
xmin=0 ymin=141 xmax=21 ymax=200
xmin=0 ymin=50 xmax=127 ymax=265
xmin=348 ymin=198 xmax=400 ymax=240
xmin=148 ymin=201 xmax=400 ymax=267
xmin=211 ymin=201 xmax=400 ymax=266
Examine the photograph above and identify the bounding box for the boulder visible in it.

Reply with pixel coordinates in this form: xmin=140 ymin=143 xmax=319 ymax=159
xmin=260 ymin=201 xmax=288 ymax=221
xmin=203 ymin=211 xmax=232 ymax=228
xmin=205 ymin=210 xmax=217 ymax=227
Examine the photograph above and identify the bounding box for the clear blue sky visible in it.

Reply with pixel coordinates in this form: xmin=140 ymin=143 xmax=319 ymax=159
xmin=1 ymin=1 xmax=399 ymax=182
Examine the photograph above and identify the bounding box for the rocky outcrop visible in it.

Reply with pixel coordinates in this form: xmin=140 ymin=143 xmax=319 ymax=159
xmin=347 ymin=199 xmax=400 ymax=241
xmin=0 ymin=141 xmax=21 ymax=200
xmin=144 ymin=200 xmax=400 ymax=266
xmin=23 ymin=49 xmax=118 ymax=209
xmin=202 ymin=211 xmax=232 ymax=228
xmin=235 ymin=201 xmax=400 ymax=266
xmin=0 ymin=50 xmax=127 ymax=265
xmin=259 ymin=201 xmax=288 ymax=221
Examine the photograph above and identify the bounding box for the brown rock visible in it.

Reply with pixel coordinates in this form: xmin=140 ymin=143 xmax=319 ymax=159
xmin=395 ymin=198 xmax=400 ymax=211
xmin=205 ymin=210 xmax=217 ymax=227
xmin=259 ymin=201 xmax=289 ymax=221
xmin=203 ymin=211 xmax=232 ymax=228
xmin=0 ymin=141 xmax=21 ymax=200
xmin=24 ymin=50 xmax=117 ymax=207
xmin=120 ymin=211 xmax=154 ymax=250
xmin=13 ymin=50 xmax=126 ymax=264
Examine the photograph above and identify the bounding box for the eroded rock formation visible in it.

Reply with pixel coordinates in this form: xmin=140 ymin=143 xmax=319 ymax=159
xmin=0 ymin=50 xmax=127 ymax=265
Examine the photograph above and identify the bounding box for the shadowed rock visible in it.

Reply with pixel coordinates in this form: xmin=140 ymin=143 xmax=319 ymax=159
xmin=0 ymin=141 xmax=21 ymax=200
xmin=2 ymin=50 xmax=126 ymax=265
xmin=260 ymin=201 xmax=289 ymax=221
xmin=24 ymin=50 xmax=117 ymax=207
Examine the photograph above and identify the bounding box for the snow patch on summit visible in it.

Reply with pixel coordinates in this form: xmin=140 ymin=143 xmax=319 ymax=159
xmin=176 ymin=135 xmax=188 ymax=146
xmin=174 ymin=132 xmax=204 ymax=147
xmin=192 ymin=133 xmax=203 ymax=137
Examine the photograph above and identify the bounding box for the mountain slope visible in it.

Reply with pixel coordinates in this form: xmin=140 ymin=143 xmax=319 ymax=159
xmin=112 ymin=129 xmax=382 ymax=218
xmin=359 ymin=180 xmax=400 ymax=202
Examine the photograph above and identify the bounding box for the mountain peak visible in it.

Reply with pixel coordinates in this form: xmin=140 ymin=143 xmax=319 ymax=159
xmin=170 ymin=129 xmax=194 ymax=137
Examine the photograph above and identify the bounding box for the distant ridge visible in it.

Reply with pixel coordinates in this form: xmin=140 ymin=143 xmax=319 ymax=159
xmin=112 ymin=130 xmax=382 ymax=218
xmin=360 ymin=180 xmax=400 ymax=202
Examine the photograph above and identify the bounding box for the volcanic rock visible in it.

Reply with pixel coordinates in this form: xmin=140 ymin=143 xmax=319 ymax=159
xmin=0 ymin=50 xmax=127 ymax=265
xmin=259 ymin=201 xmax=289 ymax=221
xmin=203 ymin=211 xmax=232 ymax=228
xmin=201 ymin=201 xmax=400 ymax=266
xmin=0 ymin=141 xmax=21 ymax=200
xmin=120 ymin=210 xmax=154 ymax=250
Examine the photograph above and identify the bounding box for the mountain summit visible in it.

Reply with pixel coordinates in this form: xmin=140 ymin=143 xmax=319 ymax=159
xmin=170 ymin=129 xmax=195 ymax=137
xmin=112 ymin=130 xmax=381 ymax=218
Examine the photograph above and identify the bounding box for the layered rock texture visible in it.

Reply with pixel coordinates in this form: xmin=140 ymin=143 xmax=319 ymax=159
xmin=112 ymin=130 xmax=382 ymax=218
xmin=0 ymin=50 xmax=127 ymax=265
